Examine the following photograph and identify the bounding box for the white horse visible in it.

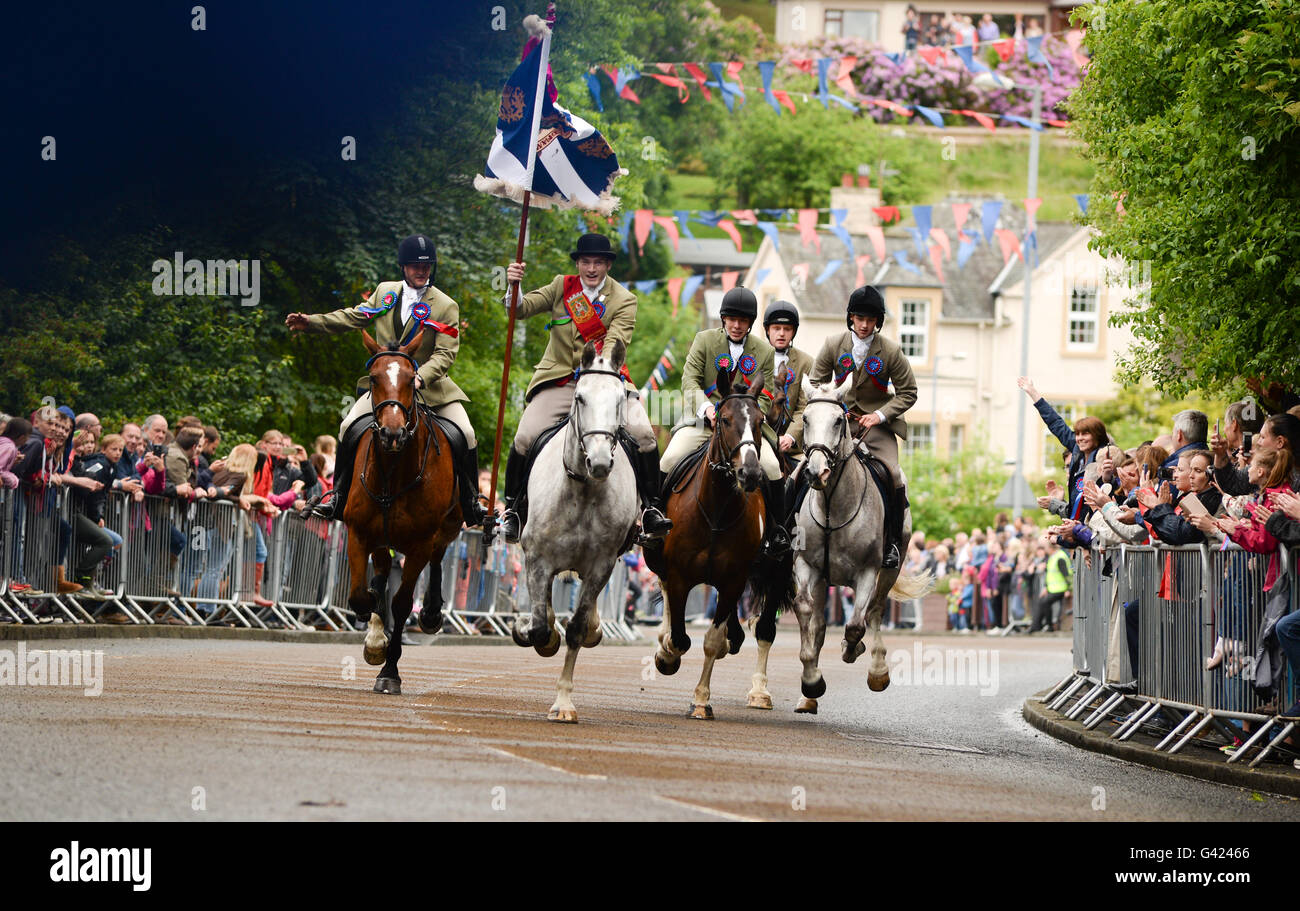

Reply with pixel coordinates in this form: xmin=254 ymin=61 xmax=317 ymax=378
xmin=510 ymin=340 xmax=639 ymax=723
xmin=748 ymin=373 xmax=933 ymax=713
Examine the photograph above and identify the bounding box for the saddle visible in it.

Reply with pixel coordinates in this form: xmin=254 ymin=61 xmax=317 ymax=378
xmin=662 ymin=441 xmax=710 ymax=496
xmin=344 ymin=405 xmax=467 ymax=464
xmin=791 ymin=445 xmax=896 ymax=524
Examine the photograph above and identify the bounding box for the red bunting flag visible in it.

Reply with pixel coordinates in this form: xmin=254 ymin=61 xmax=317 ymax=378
xmin=929 ymin=244 xmax=945 ymax=284
xmin=643 ymin=72 xmax=689 ymax=102
xmin=682 ymin=63 xmax=712 ymax=101
xmin=797 ymin=209 xmax=821 ymax=253
xmin=835 ymin=56 xmax=858 ymax=97
xmin=1115 ymin=192 xmax=1127 ymax=218
xmin=930 ymin=228 xmax=951 ymax=261
xmin=951 ymin=202 xmax=972 ymax=231
xmin=773 ymin=90 xmax=797 ymax=115
xmin=956 ymin=108 xmax=997 ymax=131
xmin=1023 ymin=197 xmax=1043 ymax=230
xmin=918 ymin=46 xmax=947 ymax=67
xmin=601 ymin=66 xmax=641 ymax=104
xmin=720 ymin=270 xmax=740 ymax=292
xmin=872 ymin=206 xmax=902 ymax=224
xmin=790 ymin=262 xmax=811 ymax=287
xmin=993 ymin=39 xmax=1016 ymax=62
xmin=995 ymin=228 xmax=1024 ymax=264
xmin=717 ymin=219 xmax=743 ymax=253
xmin=726 ymin=61 xmax=745 ymax=94
xmin=855 ymin=254 xmax=873 ymax=287
xmin=1045 ymin=119 xmax=1071 ymax=128
xmin=652 ymin=215 xmax=680 ymax=251
xmin=634 ymin=209 xmax=654 ymax=253
xmin=730 ymin=209 xmax=757 ymax=224
xmin=789 ymin=59 xmax=815 ymax=74
xmin=865 ymin=225 xmax=887 ymax=262
xmin=667 ymin=276 xmax=684 ymax=316
xmin=870 ymin=98 xmax=913 ymax=116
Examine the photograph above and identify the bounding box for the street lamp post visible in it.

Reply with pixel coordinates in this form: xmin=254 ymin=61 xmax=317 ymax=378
xmin=929 ymin=351 xmax=968 ymax=483
xmin=974 ymin=74 xmax=1043 ymax=518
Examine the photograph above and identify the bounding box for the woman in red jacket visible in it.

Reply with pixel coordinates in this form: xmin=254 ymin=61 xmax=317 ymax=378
xmin=1217 ymin=448 xmax=1295 ymax=593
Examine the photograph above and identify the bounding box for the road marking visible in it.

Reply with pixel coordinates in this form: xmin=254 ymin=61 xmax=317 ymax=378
xmin=653 ymin=794 xmax=765 ymax=822
xmin=485 ymin=746 xmax=608 ymax=780
xmin=836 ymin=731 xmax=986 ymax=755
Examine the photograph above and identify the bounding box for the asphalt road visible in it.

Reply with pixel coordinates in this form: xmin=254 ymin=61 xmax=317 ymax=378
xmin=4 ymin=622 xmax=1299 ymax=821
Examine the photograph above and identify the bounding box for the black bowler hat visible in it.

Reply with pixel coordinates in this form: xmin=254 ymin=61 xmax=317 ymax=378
xmin=570 ymin=233 xmax=617 ymax=262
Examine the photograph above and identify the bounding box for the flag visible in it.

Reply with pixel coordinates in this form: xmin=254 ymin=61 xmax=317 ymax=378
xmin=952 ymin=44 xmax=990 ymax=74
xmin=981 ymin=201 xmax=1003 ymax=242
xmin=667 ymin=277 xmax=684 ymax=315
xmin=583 ymin=71 xmax=603 ymax=111
xmin=754 ymin=267 xmax=771 ymax=286
xmin=1025 ymin=36 xmax=1055 ymax=79
xmin=717 ymin=219 xmax=743 ymax=253
xmin=815 ymin=260 xmax=843 ymax=285
xmin=756 ymin=221 xmax=780 ymax=252
xmin=674 ymin=209 xmax=695 ymax=239
xmin=681 ymin=274 xmax=705 ymax=308
xmin=913 ymin=105 xmax=944 ymax=128
xmin=653 ymin=215 xmax=680 ymax=251
xmin=720 ymin=270 xmax=740 ymax=292
xmin=797 ymin=209 xmax=821 ymax=252
xmin=1073 ymin=194 xmax=1090 ymax=215
xmin=475 ymin=14 xmax=625 ymax=215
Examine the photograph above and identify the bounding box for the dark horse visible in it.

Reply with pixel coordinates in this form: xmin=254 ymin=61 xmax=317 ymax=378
xmin=644 ymin=368 xmax=794 ymax=719
xmin=346 ymin=328 xmax=464 ymax=695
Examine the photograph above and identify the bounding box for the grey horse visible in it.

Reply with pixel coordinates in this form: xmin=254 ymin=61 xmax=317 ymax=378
xmin=510 ymin=340 xmax=639 ymax=722
xmin=748 ymin=372 xmax=933 ymax=713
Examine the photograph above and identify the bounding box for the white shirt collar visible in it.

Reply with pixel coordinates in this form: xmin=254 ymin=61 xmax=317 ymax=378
xmin=728 ymin=337 xmax=745 ymax=360
xmin=851 ymin=331 xmax=873 ymax=366
xmin=582 ymin=277 xmax=607 ymax=299
xmin=401 ymin=281 xmax=427 ymax=323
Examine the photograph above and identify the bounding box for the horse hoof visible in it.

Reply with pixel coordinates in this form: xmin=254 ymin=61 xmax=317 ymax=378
xmin=535 ymin=630 xmax=562 ymax=658
xmin=654 ymin=652 xmax=680 ymax=676
xmin=373 ymin=677 xmax=401 ymax=695
xmin=547 ymin=708 xmax=578 ymax=724
xmin=841 ymin=639 xmax=865 ymax=664
xmin=363 ymin=642 xmax=388 ymax=666
xmin=794 ymin=697 xmax=818 ymax=714
xmin=670 ymin=631 xmax=692 ymax=653
xmin=510 ymin=622 xmax=531 ymax=648
xmin=801 ymin=676 xmax=827 ymax=699
xmin=687 ymin=703 xmax=714 ymax=720
xmin=867 ymin=671 xmax=890 ymax=692
xmin=746 ymin=694 xmax=773 ymax=710
xmin=417 ymin=608 xmax=443 ymax=635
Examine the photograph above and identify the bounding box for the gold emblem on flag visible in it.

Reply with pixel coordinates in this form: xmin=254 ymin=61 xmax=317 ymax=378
xmin=568 ymin=293 xmax=593 ymax=322
xmin=500 ymin=86 xmax=526 ymax=123
xmin=577 ymin=137 xmax=613 ymax=159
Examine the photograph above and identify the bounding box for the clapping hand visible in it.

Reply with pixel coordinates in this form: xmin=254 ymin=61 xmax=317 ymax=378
xmin=1274 ymin=490 xmax=1300 ymax=521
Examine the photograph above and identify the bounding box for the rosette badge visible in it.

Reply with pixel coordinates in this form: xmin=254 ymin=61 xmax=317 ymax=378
xmin=864 ymin=355 xmax=884 ymax=376
xmin=836 ymin=352 xmax=855 ymax=379
xmin=412 ymin=301 xmax=430 ymax=323
xmin=783 ymin=366 xmax=796 ymax=389
xmin=738 ymin=354 xmax=757 ymax=376
xmin=714 ymin=353 xmax=734 ymax=374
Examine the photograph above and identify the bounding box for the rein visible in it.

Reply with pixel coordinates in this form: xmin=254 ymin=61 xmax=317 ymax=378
xmin=804 ymin=395 xmax=873 ymax=575
xmin=683 ymin=392 xmax=763 ymax=538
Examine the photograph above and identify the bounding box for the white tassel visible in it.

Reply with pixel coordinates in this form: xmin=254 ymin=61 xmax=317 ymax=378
xmin=522 ymin=14 xmax=550 ymax=39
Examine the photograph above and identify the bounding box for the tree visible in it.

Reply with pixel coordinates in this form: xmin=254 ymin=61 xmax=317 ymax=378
xmin=1067 ymin=0 xmax=1300 ymax=398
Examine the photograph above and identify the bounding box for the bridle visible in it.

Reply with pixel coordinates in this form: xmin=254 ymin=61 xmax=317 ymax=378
xmin=709 ymin=392 xmax=763 ymax=481
xmin=366 ymin=348 xmax=421 ymax=439
xmin=802 ymin=395 xmax=851 ymax=474
xmin=803 ymin=395 xmax=872 ymax=573
xmin=565 ymin=367 xmax=625 ymax=480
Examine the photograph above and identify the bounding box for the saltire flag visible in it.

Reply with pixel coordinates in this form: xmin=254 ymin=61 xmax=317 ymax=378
xmin=475 ymin=12 xmax=625 ymax=215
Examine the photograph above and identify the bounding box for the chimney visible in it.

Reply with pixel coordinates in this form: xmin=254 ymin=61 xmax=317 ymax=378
xmin=830 ymin=167 xmax=883 ymax=234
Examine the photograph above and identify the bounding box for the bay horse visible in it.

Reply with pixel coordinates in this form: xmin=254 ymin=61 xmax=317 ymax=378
xmin=748 ymin=373 xmax=932 ymax=713
xmin=510 ymin=340 xmax=639 ymax=723
xmin=345 ymin=328 xmax=464 ymax=695
xmin=645 ymin=368 xmax=795 ymax=719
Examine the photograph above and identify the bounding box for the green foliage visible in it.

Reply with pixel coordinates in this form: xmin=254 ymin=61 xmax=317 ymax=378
xmin=1088 ymin=381 xmax=1234 ymax=450
xmin=904 ymin=439 xmax=1014 ymax=538
xmin=1068 ymin=0 xmax=1300 ymax=397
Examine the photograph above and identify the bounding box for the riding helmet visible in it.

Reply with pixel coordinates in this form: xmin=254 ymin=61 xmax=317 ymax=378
xmin=719 ymin=286 xmax=758 ymax=323
xmin=397 ymin=234 xmax=438 ymax=284
xmin=846 ymin=284 xmax=886 ymax=328
xmin=763 ymin=299 xmax=800 ymax=333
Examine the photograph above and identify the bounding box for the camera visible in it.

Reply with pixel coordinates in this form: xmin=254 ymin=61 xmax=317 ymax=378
xmin=1157 ymin=465 xmax=1175 ymax=483
xmin=147 ymin=443 xmax=167 ymax=458
xmin=1243 ymin=432 xmax=1253 ymax=454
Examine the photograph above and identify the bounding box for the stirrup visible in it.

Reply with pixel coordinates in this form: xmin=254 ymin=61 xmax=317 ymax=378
xmin=639 ymin=506 xmax=673 ymax=539
xmin=882 ymin=542 xmax=901 ymax=569
xmin=501 ymin=509 xmax=522 ymax=543
xmin=305 ymin=492 xmax=337 ymax=519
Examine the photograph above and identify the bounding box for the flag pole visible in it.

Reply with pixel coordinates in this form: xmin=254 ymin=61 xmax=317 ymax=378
xmin=483 ymin=17 xmax=552 ymax=544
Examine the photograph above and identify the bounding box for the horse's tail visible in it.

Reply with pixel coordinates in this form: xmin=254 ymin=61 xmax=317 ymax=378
xmin=888 ymin=567 xmax=935 ymax=602
xmin=749 ymin=550 xmax=798 ymax=630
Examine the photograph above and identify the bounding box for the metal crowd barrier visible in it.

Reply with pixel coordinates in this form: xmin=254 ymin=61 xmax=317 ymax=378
xmin=1 ymin=485 xmax=647 ymax=642
xmin=1042 ymin=540 xmax=1300 ymax=769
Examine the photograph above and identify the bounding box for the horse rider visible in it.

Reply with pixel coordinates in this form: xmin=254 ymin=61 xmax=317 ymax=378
xmin=498 ymin=232 xmax=671 ymax=543
xmin=764 ymin=299 xmax=815 ymax=463
xmin=809 ymin=285 xmax=917 ymax=568
xmin=659 ymin=285 xmax=788 ymax=556
xmin=285 ymin=233 xmax=484 ymax=525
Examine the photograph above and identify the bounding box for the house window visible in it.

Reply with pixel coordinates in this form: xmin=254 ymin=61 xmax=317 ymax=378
xmin=948 ymin=423 xmax=964 ymax=456
xmin=824 ymin=9 xmax=880 ymax=40
xmin=899 ymin=298 xmax=929 ymax=361
xmin=1068 ymin=282 xmax=1099 ymax=349
xmin=904 ymin=423 xmax=933 ymax=455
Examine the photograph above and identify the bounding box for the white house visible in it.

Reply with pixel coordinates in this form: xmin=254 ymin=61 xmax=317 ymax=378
xmin=741 ymin=186 xmax=1140 ymax=475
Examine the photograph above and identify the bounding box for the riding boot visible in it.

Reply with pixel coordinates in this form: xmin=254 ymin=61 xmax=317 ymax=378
xmin=634 ymin=447 xmax=673 ymax=539
xmin=308 ymin=423 xmax=361 ymax=520
xmin=457 ymin=445 xmax=487 ymax=527
xmin=760 ymin=476 xmax=791 ymax=559
xmin=500 ymin=448 xmax=528 ymax=543
xmin=882 ymin=483 xmax=908 ymax=569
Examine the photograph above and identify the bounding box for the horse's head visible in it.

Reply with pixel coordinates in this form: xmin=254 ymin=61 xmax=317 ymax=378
xmin=362 ymin=327 xmax=423 ymax=453
xmin=573 ymin=339 xmax=627 ymax=480
xmin=713 ymin=366 xmax=764 ymax=492
xmin=766 ymin=387 xmax=790 ymax=434
xmin=800 ymin=372 xmax=855 ymax=489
